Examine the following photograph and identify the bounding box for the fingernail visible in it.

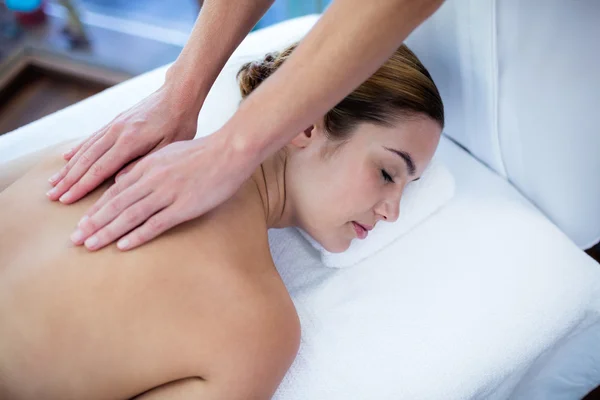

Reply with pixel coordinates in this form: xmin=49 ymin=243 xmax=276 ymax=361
xmin=59 ymin=192 xmax=72 ymax=203
xmin=48 ymin=173 xmax=61 ymax=183
xmin=117 ymin=238 xmax=130 ymax=250
xmin=70 ymin=229 xmax=84 ymax=244
xmin=78 ymin=215 xmax=89 ymax=227
xmin=46 ymin=187 xmax=58 ymax=198
xmin=85 ymin=235 xmax=99 ymax=249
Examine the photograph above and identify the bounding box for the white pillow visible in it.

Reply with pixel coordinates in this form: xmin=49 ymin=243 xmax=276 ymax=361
xmin=298 ymin=159 xmax=455 ymax=268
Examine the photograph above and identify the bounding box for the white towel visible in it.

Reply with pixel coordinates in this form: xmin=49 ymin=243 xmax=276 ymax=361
xmin=298 ymin=158 xmax=455 ymax=267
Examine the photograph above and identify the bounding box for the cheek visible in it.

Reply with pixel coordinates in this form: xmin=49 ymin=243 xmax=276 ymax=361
xmin=293 ymin=151 xmax=377 ymax=224
xmin=322 ymin=159 xmax=380 ymax=227
xmin=292 ymin=156 xmax=383 ymax=253
xmin=323 ymin=159 xmax=364 ymax=208
xmin=344 ymin=160 xmax=381 ymax=206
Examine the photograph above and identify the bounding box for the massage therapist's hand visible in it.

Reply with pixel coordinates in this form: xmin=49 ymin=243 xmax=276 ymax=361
xmin=46 ymin=85 xmax=199 ymax=204
xmin=69 ymin=133 xmax=251 ymax=251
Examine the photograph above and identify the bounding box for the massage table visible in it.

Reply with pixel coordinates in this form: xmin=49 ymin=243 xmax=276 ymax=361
xmin=1 ymin=0 xmax=599 ymax=398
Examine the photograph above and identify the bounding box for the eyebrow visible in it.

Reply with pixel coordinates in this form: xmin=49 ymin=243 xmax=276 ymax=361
xmin=384 ymin=147 xmax=416 ymax=176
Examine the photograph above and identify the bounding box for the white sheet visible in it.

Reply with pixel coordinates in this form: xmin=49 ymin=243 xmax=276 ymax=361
xmin=1 ymin=15 xmax=599 ymax=400
xmin=268 ymin=135 xmax=600 ymax=400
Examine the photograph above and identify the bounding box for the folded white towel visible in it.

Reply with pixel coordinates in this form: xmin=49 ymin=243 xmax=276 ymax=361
xmin=298 ymin=158 xmax=455 ymax=268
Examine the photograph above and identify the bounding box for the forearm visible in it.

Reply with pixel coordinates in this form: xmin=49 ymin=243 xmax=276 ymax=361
xmin=221 ymin=0 xmax=444 ymax=165
xmin=165 ymin=0 xmax=276 ymax=114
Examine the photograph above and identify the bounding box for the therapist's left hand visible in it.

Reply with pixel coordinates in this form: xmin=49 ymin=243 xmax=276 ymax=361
xmin=70 ymin=133 xmax=251 ymax=251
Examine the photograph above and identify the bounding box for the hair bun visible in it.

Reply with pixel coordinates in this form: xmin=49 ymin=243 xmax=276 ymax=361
xmin=237 ymin=51 xmax=281 ymax=98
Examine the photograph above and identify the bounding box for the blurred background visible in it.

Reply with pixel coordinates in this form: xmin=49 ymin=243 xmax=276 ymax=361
xmin=0 ymin=0 xmax=331 ymax=135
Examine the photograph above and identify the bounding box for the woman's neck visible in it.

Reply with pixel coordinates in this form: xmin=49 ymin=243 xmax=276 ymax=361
xmin=251 ymin=149 xmax=295 ymax=229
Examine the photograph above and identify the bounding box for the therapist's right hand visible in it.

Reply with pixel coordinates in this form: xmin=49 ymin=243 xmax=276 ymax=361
xmin=46 ymin=85 xmax=199 ymax=204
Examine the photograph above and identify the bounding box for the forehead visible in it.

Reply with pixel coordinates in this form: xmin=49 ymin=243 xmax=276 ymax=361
xmin=351 ymin=118 xmax=441 ymax=162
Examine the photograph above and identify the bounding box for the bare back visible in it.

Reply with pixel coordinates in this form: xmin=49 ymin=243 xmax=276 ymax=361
xmin=0 ymin=145 xmax=300 ymax=399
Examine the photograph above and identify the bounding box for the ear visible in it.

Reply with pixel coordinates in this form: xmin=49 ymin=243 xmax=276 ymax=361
xmin=290 ymin=125 xmax=316 ymax=148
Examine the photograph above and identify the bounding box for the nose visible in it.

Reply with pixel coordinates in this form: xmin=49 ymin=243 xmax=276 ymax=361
xmin=373 ymin=192 xmax=401 ymax=223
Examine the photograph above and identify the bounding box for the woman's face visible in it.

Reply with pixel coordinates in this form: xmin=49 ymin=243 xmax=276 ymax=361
xmin=285 ymin=117 xmax=441 ymax=253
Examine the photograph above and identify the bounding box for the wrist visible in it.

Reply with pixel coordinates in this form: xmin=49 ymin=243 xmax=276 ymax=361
xmin=153 ymin=83 xmax=200 ymax=141
xmin=164 ymin=62 xmax=210 ymax=115
xmin=213 ymin=119 xmax=263 ymax=173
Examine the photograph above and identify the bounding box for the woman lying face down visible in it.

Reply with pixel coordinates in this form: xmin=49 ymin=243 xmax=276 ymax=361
xmin=238 ymin=42 xmax=444 ymax=252
xmin=0 ymin=43 xmax=443 ymax=399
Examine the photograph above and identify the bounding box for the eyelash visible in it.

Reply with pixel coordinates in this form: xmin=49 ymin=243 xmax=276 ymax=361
xmin=381 ymin=169 xmax=394 ymax=183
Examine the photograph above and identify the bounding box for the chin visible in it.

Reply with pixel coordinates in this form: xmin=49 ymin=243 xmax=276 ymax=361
xmin=319 ymin=237 xmax=352 ymax=253
xmin=301 ymin=224 xmax=352 ymax=253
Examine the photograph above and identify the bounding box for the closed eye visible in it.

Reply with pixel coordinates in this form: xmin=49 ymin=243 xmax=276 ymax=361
xmin=381 ymin=169 xmax=394 ymax=183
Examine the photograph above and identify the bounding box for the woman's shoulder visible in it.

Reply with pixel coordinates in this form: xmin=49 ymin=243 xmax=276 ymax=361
xmin=199 ymin=176 xmax=267 ymax=237
xmin=165 ymin=175 xmax=272 ymax=267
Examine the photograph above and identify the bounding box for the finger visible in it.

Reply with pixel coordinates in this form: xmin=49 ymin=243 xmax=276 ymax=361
xmin=80 ymin=160 xmax=143 ymax=218
xmin=49 ymin=129 xmax=106 ymax=189
xmin=62 ymin=137 xmax=87 ymax=161
xmin=47 ymin=134 xmax=113 ymax=202
xmin=83 ymin=193 xmax=170 ymax=251
xmin=57 ymin=145 xmax=133 ymax=204
xmin=115 ymin=158 xmax=141 ymax=183
xmin=116 ymin=207 xmax=179 ymax=251
xmin=51 ymin=129 xmax=105 ymax=186
xmin=70 ymin=183 xmax=153 ymax=245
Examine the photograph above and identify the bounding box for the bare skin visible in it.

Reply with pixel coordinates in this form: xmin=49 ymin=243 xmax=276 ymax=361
xmin=46 ymin=0 xmax=444 ymax=251
xmin=0 ymin=141 xmax=300 ymax=400
xmin=0 ymin=114 xmax=440 ymax=399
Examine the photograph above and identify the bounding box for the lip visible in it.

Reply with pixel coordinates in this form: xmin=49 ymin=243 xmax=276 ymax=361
xmin=357 ymin=222 xmax=374 ymax=231
xmin=352 ymin=221 xmax=370 ymax=240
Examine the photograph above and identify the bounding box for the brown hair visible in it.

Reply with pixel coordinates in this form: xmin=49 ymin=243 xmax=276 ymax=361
xmin=237 ymin=42 xmax=444 ymax=140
